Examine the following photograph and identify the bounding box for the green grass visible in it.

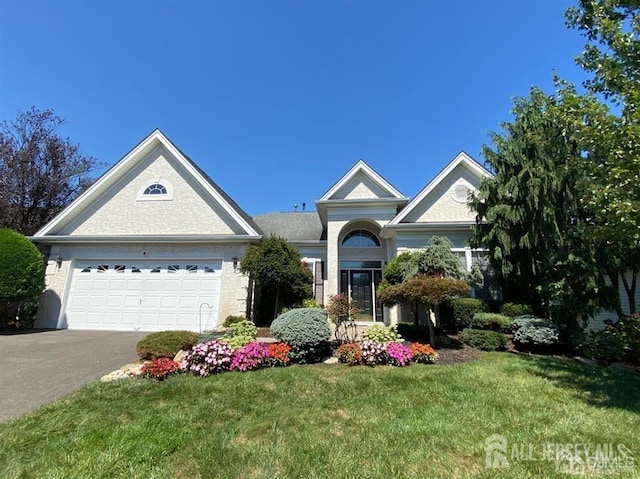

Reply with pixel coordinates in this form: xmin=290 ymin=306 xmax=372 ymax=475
xmin=1 ymin=353 xmax=639 ymax=478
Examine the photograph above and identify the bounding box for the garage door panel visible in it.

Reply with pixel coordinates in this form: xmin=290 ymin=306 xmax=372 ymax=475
xmin=66 ymin=260 xmax=222 ymax=332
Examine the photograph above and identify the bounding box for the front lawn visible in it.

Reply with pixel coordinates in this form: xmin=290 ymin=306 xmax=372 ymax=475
xmin=1 ymin=353 xmax=638 ymax=478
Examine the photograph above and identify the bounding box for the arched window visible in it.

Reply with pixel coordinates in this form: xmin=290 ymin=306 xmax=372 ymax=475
xmin=341 ymin=230 xmax=380 ymax=247
xmin=143 ymin=183 xmax=168 ymax=195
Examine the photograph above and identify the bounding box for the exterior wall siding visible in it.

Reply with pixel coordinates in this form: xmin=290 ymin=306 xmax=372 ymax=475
xmin=62 ymin=145 xmax=242 ymax=236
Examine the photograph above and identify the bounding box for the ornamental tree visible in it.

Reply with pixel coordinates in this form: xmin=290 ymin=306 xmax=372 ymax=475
xmin=239 ymin=235 xmax=313 ymax=324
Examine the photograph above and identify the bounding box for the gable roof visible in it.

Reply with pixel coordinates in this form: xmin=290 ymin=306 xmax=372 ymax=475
xmin=386 ymin=151 xmax=492 ymax=227
xmin=33 ymin=129 xmax=262 ymax=238
xmin=317 ymin=159 xmax=406 ymax=202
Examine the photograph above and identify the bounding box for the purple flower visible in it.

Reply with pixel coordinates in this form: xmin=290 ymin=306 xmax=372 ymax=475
xmin=230 ymin=342 xmax=269 ymax=372
xmin=386 ymin=342 xmax=413 ymax=367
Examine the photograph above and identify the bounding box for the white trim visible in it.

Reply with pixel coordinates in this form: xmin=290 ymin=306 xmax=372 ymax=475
xmin=31 ymin=234 xmax=261 ymax=244
xmin=318 ymin=159 xmax=406 ymax=201
xmin=33 ymin=129 xmax=260 ymax=238
xmin=388 ymin=151 xmax=492 ymax=226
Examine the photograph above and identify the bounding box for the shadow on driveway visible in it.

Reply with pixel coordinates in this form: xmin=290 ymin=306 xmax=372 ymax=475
xmin=1 ymin=329 xmax=147 ymax=423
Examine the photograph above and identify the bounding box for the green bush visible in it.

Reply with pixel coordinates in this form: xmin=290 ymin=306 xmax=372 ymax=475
xmin=441 ymin=298 xmax=488 ymax=331
xmin=361 ymin=324 xmax=403 ymax=343
xmin=577 ymin=329 xmax=627 ymax=364
xmin=15 ymin=299 xmax=39 ymax=329
xmin=270 ymin=308 xmax=331 ymax=363
xmin=472 ymin=313 xmax=514 ymax=332
xmin=223 ymin=320 xmax=257 ymax=350
xmin=223 ymin=315 xmax=247 ymax=327
xmin=459 ymin=328 xmax=507 ymax=351
xmin=500 ymin=302 xmax=533 ymax=318
xmin=0 ymin=229 xmax=44 ymax=319
xmin=512 ymin=317 xmax=560 ymax=350
xmin=136 ymin=331 xmax=200 ymax=360
xmin=302 ymin=298 xmax=323 ymax=309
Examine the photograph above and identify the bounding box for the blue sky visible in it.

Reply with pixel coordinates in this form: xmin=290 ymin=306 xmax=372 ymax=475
xmin=1 ymin=0 xmax=588 ymax=216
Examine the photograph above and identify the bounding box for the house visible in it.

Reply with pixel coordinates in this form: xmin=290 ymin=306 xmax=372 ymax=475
xmin=32 ymin=129 xmax=492 ymax=332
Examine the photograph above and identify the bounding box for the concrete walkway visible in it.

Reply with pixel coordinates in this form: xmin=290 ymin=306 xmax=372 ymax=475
xmin=0 ymin=329 xmax=146 ymax=423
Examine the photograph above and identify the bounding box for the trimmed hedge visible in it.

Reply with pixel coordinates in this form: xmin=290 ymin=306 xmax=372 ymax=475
xmin=441 ymin=297 xmax=488 ymax=331
xmin=136 ymin=331 xmax=200 ymax=360
xmin=459 ymin=328 xmax=507 ymax=351
xmin=0 ymin=228 xmax=44 ymax=303
xmin=270 ymin=308 xmax=331 ymax=363
xmin=500 ymin=302 xmax=533 ymax=318
xmin=472 ymin=312 xmax=514 ymax=332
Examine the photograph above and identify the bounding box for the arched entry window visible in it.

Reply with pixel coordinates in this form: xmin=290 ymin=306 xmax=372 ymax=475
xmin=341 ymin=229 xmax=380 ymax=247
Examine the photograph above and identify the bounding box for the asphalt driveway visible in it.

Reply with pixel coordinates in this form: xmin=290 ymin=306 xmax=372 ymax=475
xmin=1 ymin=329 xmax=147 ymax=423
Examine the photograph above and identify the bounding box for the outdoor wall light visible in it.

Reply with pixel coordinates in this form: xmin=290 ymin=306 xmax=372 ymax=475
xmin=55 ymin=255 xmax=63 ymax=268
xmin=232 ymin=256 xmax=239 ymax=270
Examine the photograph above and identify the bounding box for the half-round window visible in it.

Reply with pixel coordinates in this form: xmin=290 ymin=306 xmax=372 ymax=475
xmin=143 ymin=183 xmax=168 ymax=195
xmin=342 ymin=230 xmax=380 ymax=247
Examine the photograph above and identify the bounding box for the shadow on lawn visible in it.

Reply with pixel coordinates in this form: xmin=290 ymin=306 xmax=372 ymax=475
xmin=520 ymin=354 xmax=640 ymax=413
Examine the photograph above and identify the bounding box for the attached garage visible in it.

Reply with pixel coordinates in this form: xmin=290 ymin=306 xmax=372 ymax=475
xmin=64 ymin=260 xmax=222 ymax=332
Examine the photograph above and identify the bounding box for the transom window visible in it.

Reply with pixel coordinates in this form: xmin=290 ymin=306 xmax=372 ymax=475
xmin=341 ymin=230 xmax=380 ymax=247
xmin=143 ymin=183 xmax=167 ymax=195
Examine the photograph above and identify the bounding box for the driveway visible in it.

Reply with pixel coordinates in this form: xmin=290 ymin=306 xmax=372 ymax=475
xmin=1 ymin=329 xmax=147 ymax=423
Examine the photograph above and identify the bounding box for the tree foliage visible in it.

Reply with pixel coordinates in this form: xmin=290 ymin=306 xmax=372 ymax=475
xmin=0 ymin=107 xmax=102 ymax=235
xmin=566 ymin=0 xmax=640 ymax=313
xmin=469 ymin=86 xmax=617 ymax=323
xmin=240 ymin=235 xmax=313 ymax=323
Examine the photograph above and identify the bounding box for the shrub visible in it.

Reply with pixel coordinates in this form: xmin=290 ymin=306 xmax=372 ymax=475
xmin=181 ymin=340 xmax=233 ymax=376
xmin=270 ymin=308 xmax=331 ymax=363
xmin=337 ymin=342 xmax=363 ymax=366
xmin=265 ymin=342 xmax=292 ymax=367
xmin=15 ymin=298 xmax=39 ymax=330
xmin=0 ymin=228 xmax=44 ymax=304
xmin=512 ymin=315 xmax=540 ymax=330
xmin=230 ymin=342 xmax=269 ymax=371
xmin=223 ymin=320 xmax=258 ymax=350
xmin=385 ymin=342 xmax=413 ymax=366
xmin=360 ymin=340 xmax=388 ymax=366
xmin=500 ymin=302 xmax=532 ymax=318
xmin=441 ymin=297 xmax=488 ymax=331
xmin=361 ymin=324 xmax=403 ymax=343
xmin=472 ymin=313 xmax=514 ymax=332
xmin=302 ymin=298 xmax=323 ymax=309
xmin=577 ymin=329 xmax=627 ymax=364
xmin=141 ymin=357 xmax=180 ymax=380
xmin=136 ymin=331 xmax=199 ymax=360
xmin=459 ymin=328 xmax=507 ymax=351
xmin=512 ymin=317 xmax=560 ymax=350
xmin=615 ymin=315 xmax=640 ymax=362
xmin=223 ymin=315 xmax=247 ymax=327
xmin=326 ymin=293 xmax=359 ymax=323
xmin=410 ymin=343 xmax=439 ymax=364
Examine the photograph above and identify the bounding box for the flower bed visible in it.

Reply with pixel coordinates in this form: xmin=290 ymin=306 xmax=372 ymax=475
xmin=141 ymin=335 xmax=440 ymax=381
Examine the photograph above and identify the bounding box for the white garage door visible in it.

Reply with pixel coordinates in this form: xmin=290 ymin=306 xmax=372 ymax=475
xmin=65 ymin=260 xmax=222 ymax=332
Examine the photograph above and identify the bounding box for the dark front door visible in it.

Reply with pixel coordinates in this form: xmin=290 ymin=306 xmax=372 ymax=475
xmin=351 ymin=270 xmax=373 ymax=321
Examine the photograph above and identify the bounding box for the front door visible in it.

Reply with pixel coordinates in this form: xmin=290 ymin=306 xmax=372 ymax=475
xmin=340 ymin=267 xmax=383 ymax=322
xmin=351 ymin=270 xmax=373 ymax=321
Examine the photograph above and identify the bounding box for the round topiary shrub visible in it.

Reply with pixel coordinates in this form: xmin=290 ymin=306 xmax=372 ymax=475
xmin=441 ymin=297 xmax=488 ymax=332
xmin=459 ymin=328 xmax=507 ymax=351
xmin=136 ymin=330 xmax=200 ymax=360
xmin=0 ymin=229 xmax=44 ymax=328
xmin=270 ymin=308 xmax=331 ymax=363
